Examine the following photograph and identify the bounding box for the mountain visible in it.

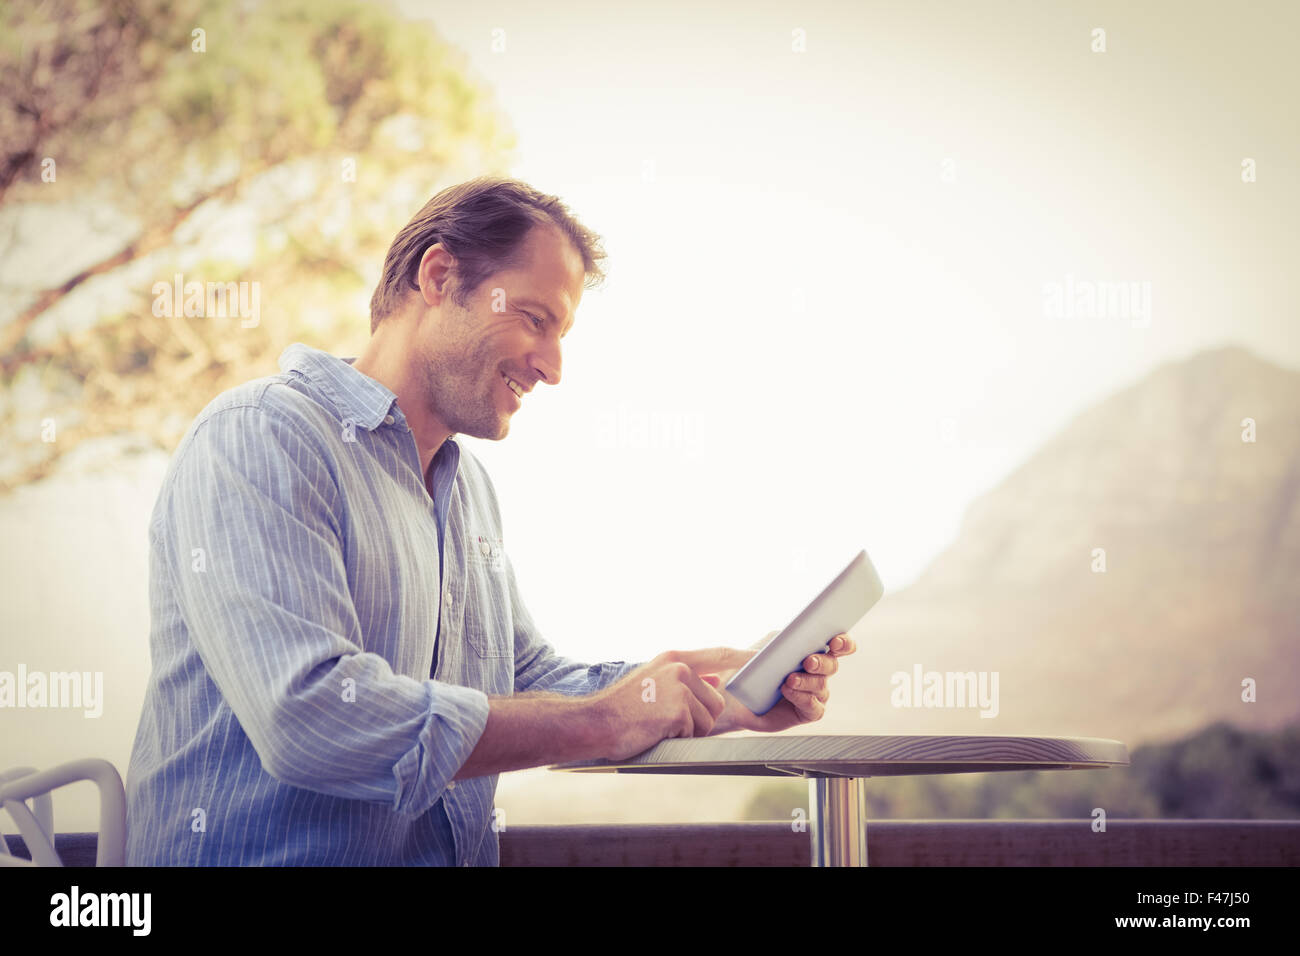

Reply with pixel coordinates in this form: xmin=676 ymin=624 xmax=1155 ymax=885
xmin=816 ymin=345 xmax=1300 ymax=748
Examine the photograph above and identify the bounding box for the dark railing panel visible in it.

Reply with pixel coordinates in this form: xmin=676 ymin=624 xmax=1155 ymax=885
xmin=860 ymin=820 xmax=1300 ymax=867
xmin=500 ymin=823 xmax=809 ymax=866
xmin=498 ymin=821 xmax=1300 ymax=866
xmin=9 ymin=821 xmax=1299 ymax=866
xmin=4 ymin=832 xmax=99 ymax=866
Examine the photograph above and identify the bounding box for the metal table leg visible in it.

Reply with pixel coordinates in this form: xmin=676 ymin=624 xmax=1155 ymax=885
xmin=809 ymin=777 xmax=868 ymax=866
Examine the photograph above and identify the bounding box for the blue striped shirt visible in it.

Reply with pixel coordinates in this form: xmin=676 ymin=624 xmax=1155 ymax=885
xmin=125 ymin=342 xmax=639 ymax=865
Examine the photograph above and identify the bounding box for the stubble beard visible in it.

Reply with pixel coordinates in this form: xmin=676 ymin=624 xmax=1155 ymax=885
xmin=421 ymin=324 xmax=507 ymax=442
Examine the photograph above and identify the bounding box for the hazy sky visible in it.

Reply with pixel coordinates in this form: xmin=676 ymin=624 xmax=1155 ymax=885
xmin=394 ymin=0 xmax=1298 ymax=661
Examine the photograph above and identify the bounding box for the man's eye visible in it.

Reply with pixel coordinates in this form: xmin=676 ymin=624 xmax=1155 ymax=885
xmin=525 ymin=312 xmax=543 ymax=329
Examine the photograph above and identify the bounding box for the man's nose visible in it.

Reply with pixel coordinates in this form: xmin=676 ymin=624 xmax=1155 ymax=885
xmin=532 ymin=341 xmax=561 ymax=387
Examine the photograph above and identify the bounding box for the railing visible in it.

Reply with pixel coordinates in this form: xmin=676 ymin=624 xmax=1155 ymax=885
xmin=497 ymin=821 xmax=1300 ymax=866
xmin=6 ymin=820 xmax=1300 ymax=866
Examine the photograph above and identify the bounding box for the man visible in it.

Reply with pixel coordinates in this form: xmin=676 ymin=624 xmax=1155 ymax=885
xmin=125 ymin=176 xmax=855 ymax=866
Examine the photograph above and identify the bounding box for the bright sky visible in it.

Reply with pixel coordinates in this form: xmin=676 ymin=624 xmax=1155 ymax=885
xmin=386 ymin=0 xmax=1300 ymax=664
xmin=387 ymin=0 xmax=1299 ymax=664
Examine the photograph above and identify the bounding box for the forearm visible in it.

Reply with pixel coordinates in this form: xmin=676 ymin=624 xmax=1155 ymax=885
xmin=452 ymin=691 xmax=612 ymax=780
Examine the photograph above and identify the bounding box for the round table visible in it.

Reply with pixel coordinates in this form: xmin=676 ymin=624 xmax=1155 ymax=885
xmin=550 ymin=734 xmax=1130 ymax=866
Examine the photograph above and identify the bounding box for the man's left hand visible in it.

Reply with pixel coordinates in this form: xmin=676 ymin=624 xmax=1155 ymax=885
xmin=690 ymin=631 xmax=856 ymax=735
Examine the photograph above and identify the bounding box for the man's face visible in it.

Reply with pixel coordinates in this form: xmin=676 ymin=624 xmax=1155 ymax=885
xmin=416 ymin=223 xmax=584 ymax=441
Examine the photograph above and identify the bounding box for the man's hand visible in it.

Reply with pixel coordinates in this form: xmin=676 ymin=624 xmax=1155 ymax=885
xmin=587 ymin=650 xmax=734 ymax=761
xmin=696 ymin=631 xmax=857 ymax=735
xmin=586 ymin=634 xmax=856 ymax=760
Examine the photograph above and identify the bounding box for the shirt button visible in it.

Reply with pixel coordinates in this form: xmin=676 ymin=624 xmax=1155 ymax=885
xmin=446 ymin=781 xmax=456 ymax=791
xmin=383 ymin=414 xmax=395 ymax=425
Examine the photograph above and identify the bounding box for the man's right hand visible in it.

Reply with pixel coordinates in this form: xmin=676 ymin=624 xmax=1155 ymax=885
xmin=587 ymin=651 xmax=731 ymax=761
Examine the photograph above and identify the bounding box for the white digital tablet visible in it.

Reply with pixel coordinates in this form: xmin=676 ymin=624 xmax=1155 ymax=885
xmin=726 ymin=550 xmax=884 ymax=715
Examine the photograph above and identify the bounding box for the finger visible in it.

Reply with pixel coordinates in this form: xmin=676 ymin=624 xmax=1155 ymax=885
xmin=783 ymin=684 xmax=828 ymax=717
xmin=683 ymin=688 xmax=716 ymax=736
xmin=781 ymin=684 xmax=827 ymax=720
xmin=785 ymin=686 xmax=826 ymax=707
xmin=802 ymin=652 xmax=839 ymax=676
xmin=677 ymin=663 xmax=727 ymax=718
xmin=830 ymin=633 xmax=857 ymax=655
xmin=670 ymin=696 xmax=696 ymax=739
xmin=786 ymin=672 xmax=829 ymax=697
xmin=676 ymin=646 xmax=756 ymax=674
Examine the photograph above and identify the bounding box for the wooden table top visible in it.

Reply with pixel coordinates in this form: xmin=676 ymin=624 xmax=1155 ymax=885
xmin=550 ymin=734 xmax=1130 ymax=778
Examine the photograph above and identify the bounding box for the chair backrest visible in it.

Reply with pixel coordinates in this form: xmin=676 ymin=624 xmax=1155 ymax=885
xmin=0 ymin=760 xmax=126 ymax=867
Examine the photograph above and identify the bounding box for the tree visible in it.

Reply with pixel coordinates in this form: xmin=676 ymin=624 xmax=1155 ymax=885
xmin=0 ymin=0 xmax=516 ymax=489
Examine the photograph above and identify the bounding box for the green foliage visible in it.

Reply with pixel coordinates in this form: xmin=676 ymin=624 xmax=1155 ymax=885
xmin=0 ymin=0 xmax=517 ymax=488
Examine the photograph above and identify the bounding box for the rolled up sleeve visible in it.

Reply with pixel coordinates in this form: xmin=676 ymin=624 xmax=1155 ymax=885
xmin=162 ymin=403 xmax=488 ymax=816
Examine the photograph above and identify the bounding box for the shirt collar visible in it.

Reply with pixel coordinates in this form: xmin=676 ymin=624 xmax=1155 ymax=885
xmin=277 ymin=342 xmax=400 ymax=432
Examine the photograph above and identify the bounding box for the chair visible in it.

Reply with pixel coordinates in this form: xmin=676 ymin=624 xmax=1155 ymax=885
xmin=0 ymin=759 xmax=126 ymax=866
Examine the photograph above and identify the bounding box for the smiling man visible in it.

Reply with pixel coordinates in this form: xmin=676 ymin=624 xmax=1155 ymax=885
xmin=124 ymin=177 xmax=855 ymax=866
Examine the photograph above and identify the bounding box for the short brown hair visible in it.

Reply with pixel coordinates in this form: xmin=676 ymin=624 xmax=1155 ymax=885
xmin=368 ymin=176 xmax=607 ymax=333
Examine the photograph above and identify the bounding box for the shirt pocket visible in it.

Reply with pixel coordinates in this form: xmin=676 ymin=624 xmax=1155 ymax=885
xmin=462 ymin=534 xmax=512 ymax=660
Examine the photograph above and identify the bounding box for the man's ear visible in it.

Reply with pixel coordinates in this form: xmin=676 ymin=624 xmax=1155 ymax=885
xmin=416 ymin=243 xmax=457 ymax=308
